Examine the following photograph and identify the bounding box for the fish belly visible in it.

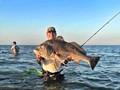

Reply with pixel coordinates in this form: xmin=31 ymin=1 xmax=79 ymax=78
xmin=42 ymin=62 xmax=60 ymax=73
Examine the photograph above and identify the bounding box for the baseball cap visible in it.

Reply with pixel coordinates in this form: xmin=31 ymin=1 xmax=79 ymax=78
xmin=47 ymin=27 xmax=56 ymax=33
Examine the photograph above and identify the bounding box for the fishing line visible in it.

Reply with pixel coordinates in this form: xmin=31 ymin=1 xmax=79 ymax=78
xmin=81 ymin=11 xmax=120 ymax=47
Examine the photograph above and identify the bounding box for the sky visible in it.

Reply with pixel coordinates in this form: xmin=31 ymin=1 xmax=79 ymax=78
xmin=0 ymin=0 xmax=120 ymax=45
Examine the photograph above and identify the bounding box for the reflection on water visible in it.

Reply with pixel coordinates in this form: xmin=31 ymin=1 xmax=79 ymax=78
xmin=0 ymin=45 xmax=120 ymax=90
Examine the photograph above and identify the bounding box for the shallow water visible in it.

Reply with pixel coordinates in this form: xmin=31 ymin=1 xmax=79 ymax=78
xmin=0 ymin=45 xmax=120 ymax=90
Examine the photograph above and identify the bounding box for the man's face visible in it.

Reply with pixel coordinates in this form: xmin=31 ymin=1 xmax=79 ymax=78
xmin=47 ymin=32 xmax=56 ymax=40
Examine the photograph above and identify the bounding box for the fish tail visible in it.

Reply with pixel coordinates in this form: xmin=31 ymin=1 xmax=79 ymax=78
xmin=89 ymin=56 xmax=100 ymax=70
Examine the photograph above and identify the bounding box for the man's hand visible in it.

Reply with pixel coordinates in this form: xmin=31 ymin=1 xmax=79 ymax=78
xmin=35 ymin=53 xmax=41 ymax=60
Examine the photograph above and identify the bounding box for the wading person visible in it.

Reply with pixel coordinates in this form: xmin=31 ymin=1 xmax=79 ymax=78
xmin=34 ymin=27 xmax=66 ymax=81
xmin=11 ymin=41 xmax=19 ymax=56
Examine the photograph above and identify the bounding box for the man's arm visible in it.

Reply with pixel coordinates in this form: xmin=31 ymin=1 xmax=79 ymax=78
xmin=11 ymin=45 xmax=15 ymax=50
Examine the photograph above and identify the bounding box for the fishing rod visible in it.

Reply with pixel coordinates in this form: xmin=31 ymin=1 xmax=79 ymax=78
xmin=81 ymin=11 xmax=120 ymax=47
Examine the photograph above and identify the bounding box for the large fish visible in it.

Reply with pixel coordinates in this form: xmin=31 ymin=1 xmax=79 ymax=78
xmin=34 ymin=39 xmax=100 ymax=72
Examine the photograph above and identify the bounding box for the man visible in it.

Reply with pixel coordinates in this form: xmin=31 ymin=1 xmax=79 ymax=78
xmin=34 ymin=27 xmax=66 ymax=81
xmin=11 ymin=41 xmax=19 ymax=56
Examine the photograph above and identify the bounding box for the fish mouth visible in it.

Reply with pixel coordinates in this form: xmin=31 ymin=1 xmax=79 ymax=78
xmin=33 ymin=49 xmax=39 ymax=55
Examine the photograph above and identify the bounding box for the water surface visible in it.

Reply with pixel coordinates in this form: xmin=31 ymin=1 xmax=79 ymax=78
xmin=0 ymin=45 xmax=120 ymax=90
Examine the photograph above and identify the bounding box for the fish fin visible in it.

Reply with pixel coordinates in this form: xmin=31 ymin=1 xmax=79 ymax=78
xmin=90 ymin=56 xmax=100 ymax=70
xmin=67 ymin=54 xmax=81 ymax=64
xmin=54 ymin=54 xmax=64 ymax=64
